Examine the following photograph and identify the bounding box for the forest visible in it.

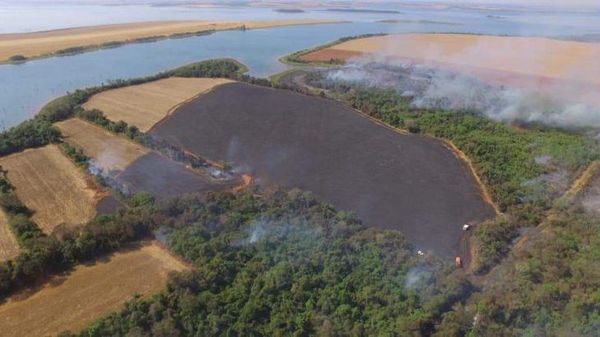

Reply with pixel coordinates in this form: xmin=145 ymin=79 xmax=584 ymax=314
xmin=67 ymin=190 xmax=468 ymax=337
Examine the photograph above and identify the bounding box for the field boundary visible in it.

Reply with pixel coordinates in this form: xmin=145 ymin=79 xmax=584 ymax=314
xmin=147 ymin=79 xmax=233 ymax=133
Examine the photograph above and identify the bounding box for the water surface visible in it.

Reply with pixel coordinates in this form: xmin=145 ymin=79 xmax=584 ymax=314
xmin=1 ymin=4 xmax=600 ymax=128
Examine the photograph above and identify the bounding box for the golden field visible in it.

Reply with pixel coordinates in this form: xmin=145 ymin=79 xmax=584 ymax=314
xmin=82 ymin=77 xmax=232 ymax=132
xmin=300 ymin=33 xmax=600 ymax=100
xmin=56 ymin=118 xmax=149 ymax=172
xmin=0 ymin=19 xmax=336 ymax=62
xmin=0 ymin=241 xmax=189 ymax=337
xmin=0 ymin=145 xmax=101 ymax=234
xmin=0 ymin=210 xmax=19 ymax=262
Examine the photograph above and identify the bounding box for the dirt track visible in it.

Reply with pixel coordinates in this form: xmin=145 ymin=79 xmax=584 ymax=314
xmin=152 ymin=83 xmax=495 ymax=256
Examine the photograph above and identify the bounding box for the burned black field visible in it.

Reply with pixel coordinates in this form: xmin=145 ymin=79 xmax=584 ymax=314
xmin=116 ymin=153 xmax=231 ymax=201
xmin=152 ymin=82 xmax=495 ymax=256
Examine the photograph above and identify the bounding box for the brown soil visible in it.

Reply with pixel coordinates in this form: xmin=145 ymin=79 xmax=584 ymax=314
xmin=0 ymin=241 xmax=188 ymax=337
xmin=151 ymin=82 xmax=495 ymax=257
xmin=0 ymin=145 xmax=101 ymax=234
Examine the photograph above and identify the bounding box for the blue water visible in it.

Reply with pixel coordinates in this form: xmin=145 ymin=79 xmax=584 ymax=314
xmin=1 ymin=4 xmax=599 ymax=128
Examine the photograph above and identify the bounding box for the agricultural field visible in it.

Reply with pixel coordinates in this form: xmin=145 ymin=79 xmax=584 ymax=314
xmin=0 ymin=241 xmax=189 ymax=337
xmin=0 ymin=19 xmax=336 ymax=62
xmin=56 ymin=118 xmax=149 ymax=172
xmin=0 ymin=210 xmax=19 ymax=262
xmin=82 ymin=77 xmax=233 ymax=132
xmin=57 ymin=117 xmax=233 ymax=200
xmin=0 ymin=145 xmax=102 ymax=234
xmin=151 ymin=82 xmax=495 ymax=257
xmin=298 ymin=33 xmax=600 ymax=104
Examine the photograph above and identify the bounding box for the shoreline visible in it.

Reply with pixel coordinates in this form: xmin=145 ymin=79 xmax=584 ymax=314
xmin=0 ymin=19 xmax=342 ymax=65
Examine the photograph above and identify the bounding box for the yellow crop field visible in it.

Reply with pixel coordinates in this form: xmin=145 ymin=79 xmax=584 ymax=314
xmin=0 ymin=145 xmax=101 ymax=234
xmin=0 ymin=241 xmax=189 ymax=337
xmin=0 ymin=210 xmax=19 ymax=262
xmin=56 ymin=118 xmax=149 ymax=172
xmin=83 ymin=77 xmax=233 ymax=131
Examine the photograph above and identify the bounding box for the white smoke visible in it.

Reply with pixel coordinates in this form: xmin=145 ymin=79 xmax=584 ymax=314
xmin=326 ymin=58 xmax=600 ymax=129
xmin=322 ymin=30 xmax=600 ymax=130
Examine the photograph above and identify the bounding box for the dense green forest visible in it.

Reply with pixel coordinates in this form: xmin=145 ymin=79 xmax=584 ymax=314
xmin=69 ymin=190 xmax=468 ymax=337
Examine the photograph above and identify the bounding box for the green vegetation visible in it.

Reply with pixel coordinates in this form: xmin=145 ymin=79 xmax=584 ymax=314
xmin=436 ymin=206 xmax=600 ymax=337
xmin=59 ymin=143 xmax=90 ymax=167
xmin=0 ymin=119 xmax=60 ymax=157
xmin=70 ymin=190 xmax=468 ymax=337
xmin=8 ymin=55 xmax=26 ymax=62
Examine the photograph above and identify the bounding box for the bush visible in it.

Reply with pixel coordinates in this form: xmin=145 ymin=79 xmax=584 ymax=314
xmin=9 ymin=55 xmax=26 ymax=62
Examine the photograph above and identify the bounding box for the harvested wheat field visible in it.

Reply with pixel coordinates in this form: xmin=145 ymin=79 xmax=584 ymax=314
xmin=300 ymin=33 xmax=600 ymax=102
xmin=0 ymin=19 xmax=336 ymax=62
xmin=0 ymin=145 xmax=102 ymax=235
xmin=0 ymin=210 xmax=19 ymax=262
xmin=56 ymin=117 xmax=149 ymax=172
xmin=82 ymin=77 xmax=232 ymax=132
xmin=0 ymin=241 xmax=188 ymax=337
xmin=152 ymin=83 xmax=495 ymax=257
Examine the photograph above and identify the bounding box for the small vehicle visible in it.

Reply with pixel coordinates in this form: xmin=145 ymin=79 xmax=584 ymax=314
xmin=462 ymin=224 xmax=471 ymax=231
xmin=455 ymin=256 xmax=463 ymax=268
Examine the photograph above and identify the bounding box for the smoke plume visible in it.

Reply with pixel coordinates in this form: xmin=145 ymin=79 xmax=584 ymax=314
xmin=324 ymin=32 xmax=600 ymax=130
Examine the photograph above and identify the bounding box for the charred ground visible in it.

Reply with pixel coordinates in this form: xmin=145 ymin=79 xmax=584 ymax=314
xmin=151 ymin=82 xmax=495 ymax=257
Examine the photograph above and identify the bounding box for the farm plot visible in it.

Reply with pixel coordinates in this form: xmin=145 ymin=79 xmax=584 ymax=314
xmin=0 ymin=210 xmax=19 ymax=262
xmin=0 ymin=241 xmax=189 ymax=337
xmin=57 ymin=118 xmax=232 ymax=200
xmin=151 ymin=83 xmax=495 ymax=257
xmin=82 ymin=77 xmax=232 ymax=132
xmin=0 ymin=145 xmax=102 ymax=234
